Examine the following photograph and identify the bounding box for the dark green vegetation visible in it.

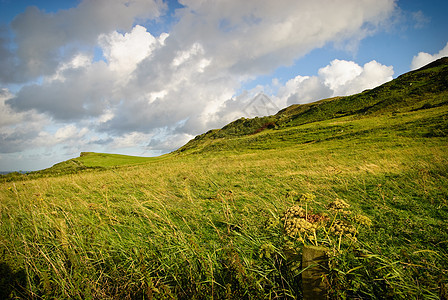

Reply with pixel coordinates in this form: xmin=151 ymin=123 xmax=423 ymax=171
xmin=1 ymin=58 xmax=447 ymax=299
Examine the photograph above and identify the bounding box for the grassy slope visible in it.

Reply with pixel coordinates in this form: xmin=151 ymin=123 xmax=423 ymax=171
xmin=76 ymin=152 xmax=163 ymax=167
xmin=1 ymin=152 xmax=167 ymax=181
xmin=178 ymin=57 xmax=448 ymax=153
xmin=0 ymin=59 xmax=447 ymax=299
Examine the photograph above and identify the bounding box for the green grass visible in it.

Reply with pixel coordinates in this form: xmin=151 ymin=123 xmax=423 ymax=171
xmin=76 ymin=152 xmax=166 ymax=168
xmin=0 ymin=58 xmax=447 ymax=299
xmin=0 ymin=152 xmax=169 ymax=181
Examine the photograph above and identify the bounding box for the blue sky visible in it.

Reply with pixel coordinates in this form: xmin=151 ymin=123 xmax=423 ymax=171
xmin=0 ymin=0 xmax=447 ymax=171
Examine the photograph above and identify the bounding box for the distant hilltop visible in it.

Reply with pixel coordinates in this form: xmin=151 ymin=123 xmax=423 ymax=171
xmin=0 ymin=171 xmax=30 ymax=175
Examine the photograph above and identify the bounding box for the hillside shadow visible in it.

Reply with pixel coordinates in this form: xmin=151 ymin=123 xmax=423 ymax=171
xmin=0 ymin=262 xmax=27 ymax=299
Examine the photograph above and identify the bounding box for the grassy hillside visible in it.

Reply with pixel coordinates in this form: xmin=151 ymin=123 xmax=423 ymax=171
xmin=179 ymin=57 xmax=448 ymax=153
xmin=1 ymin=152 xmax=166 ymax=181
xmin=0 ymin=58 xmax=447 ymax=299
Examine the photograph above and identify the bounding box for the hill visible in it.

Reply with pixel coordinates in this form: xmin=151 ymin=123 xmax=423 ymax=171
xmin=40 ymin=152 xmax=165 ymax=173
xmin=0 ymin=152 xmax=167 ymax=181
xmin=0 ymin=58 xmax=447 ymax=299
xmin=178 ymin=57 xmax=448 ymax=154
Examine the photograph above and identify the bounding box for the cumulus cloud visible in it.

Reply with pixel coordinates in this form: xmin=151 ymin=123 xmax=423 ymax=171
xmin=9 ymin=61 xmax=117 ymax=120
xmin=7 ymin=25 xmax=169 ymax=121
xmin=147 ymin=132 xmax=193 ymax=152
xmin=322 ymin=59 xmax=394 ymax=96
xmin=203 ymin=89 xmax=270 ymax=129
xmin=98 ymin=25 xmax=162 ymax=74
xmin=278 ymin=59 xmax=394 ymax=106
xmin=319 ymin=60 xmax=363 ymax=92
xmin=411 ymin=42 xmax=448 ymax=70
xmin=117 ymin=0 xmax=396 ymax=135
xmin=212 ymin=59 xmax=394 ymax=120
xmin=279 ymin=76 xmax=333 ymax=106
xmin=109 ymin=132 xmax=153 ymax=149
xmin=0 ymin=88 xmax=59 ymax=154
xmin=172 ymin=0 xmax=396 ymax=76
xmin=0 ymin=0 xmax=165 ymax=83
xmin=0 ymin=89 xmax=23 ymax=127
xmin=1 ymin=88 xmax=90 ymax=155
xmin=54 ymin=125 xmax=88 ymax=141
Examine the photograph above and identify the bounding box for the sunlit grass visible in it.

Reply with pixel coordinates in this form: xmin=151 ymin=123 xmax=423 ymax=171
xmin=1 ymin=61 xmax=448 ymax=298
xmin=1 ymin=110 xmax=447 ymax=298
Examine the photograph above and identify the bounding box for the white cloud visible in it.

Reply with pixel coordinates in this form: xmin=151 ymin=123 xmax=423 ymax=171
xmin=99 ymin=25 xmax=160 ymax=73
xmin=343 ymin=60 xmax=394 ymax=94
xmin=8 ymin=25 xmax=169 ymax=121
xmin=0 ymin=0 xmax=166 ymax=83
xmin=279 ymin=76 xmax=332 ymax=106
xmin=147 ymin=132 xmax=194 ymax=152
xmin=47 ymin=53 xmax=93 ymax=83
xmin=0 ymin=88 xmax=54 ymax=154
xmin=110 ymin=132 xmax=153 ymax=149
xmin=210 ymin=59 xmax=394 ymax=122
xmin=0 ymin=89 xmax=24 ymax=127
xmin=172 ymin=42 xmax=204 ymax=67
xmin=54 ymin=125 xmax=88 ymax=141
xmin=98 ymin=109 xmax=115 ymax=123
xmin=411 ymin=42 xmax=448 ymax=70
xmin=278 ymin=59 xmax=393 ymax=106
xmin=0 ymin=115 xmax=49 ymax=154
xmin=322 ymin=59 xmax=394 ymax=96
xmin=205 ymin=89 xmax=270 ymax=128
xmin=119 ymin=0 xmax=396 ymax=134
xmin=319 ymin=60 xmax=363 ymax=92
xmin=173 ymin=0 xmax=396 ymax=76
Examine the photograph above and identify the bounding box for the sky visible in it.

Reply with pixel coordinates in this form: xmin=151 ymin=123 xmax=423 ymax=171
xmin=0 ymin=0 xmax=447 ymax=172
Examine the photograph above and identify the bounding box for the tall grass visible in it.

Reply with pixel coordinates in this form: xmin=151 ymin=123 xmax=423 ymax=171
xmin=1 ymin=88 xmax=448 ymax=298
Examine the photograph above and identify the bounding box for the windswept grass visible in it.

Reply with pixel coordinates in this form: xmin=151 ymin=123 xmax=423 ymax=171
xmin=76 ymin=152 xmax=166 ymax=168
xmin=1 ymin=113 xmax=447 ymax=298
xmin=0 ymin=152 xmax=168 ymax=182
xmin=1 ymin=59 xmax=447 ymax=299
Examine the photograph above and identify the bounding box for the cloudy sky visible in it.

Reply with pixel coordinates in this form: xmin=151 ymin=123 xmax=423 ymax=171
xmin=0 ymin=0 xmax=447 ymax=171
